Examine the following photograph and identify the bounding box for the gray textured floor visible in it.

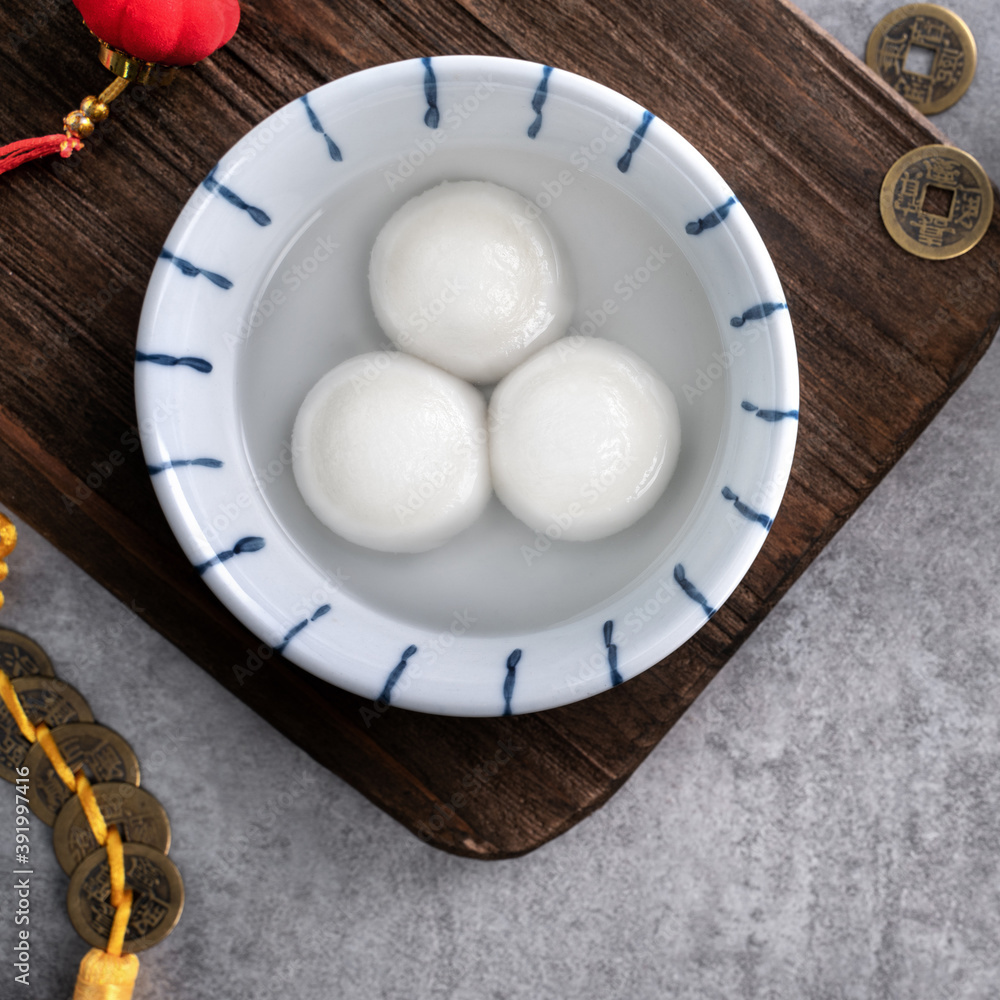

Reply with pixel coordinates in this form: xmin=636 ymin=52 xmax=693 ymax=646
xmin=3 ymin=2 xmax=1000 ymax=997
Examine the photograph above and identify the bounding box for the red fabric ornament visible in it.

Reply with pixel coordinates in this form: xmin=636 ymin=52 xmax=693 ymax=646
xmin=73 ymin=0 xmax=241 ymax=66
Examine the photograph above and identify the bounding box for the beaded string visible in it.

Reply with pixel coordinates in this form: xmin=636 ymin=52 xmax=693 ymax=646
xmin=0 ymin=513 xmax=142 ymax=998
xmin=0 ymin=78 xmax=127 ymax=177
xmin=0 ymin=0 xmax=238 ymax=181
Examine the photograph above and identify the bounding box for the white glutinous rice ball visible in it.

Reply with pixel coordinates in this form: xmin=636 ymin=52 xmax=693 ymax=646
xmin=369 ymin=180 xmax=572 ymax=384
xmin=292 ymin=351 xmax=492 ymax=553
xmin=488 ymin=337 xmax=681 ymax=542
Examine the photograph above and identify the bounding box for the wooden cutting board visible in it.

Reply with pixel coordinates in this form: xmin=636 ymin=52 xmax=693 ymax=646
xmin=1 ymin=0 xmax=998 ymax=858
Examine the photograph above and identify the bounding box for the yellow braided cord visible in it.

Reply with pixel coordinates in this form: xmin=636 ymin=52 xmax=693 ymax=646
xmin=0 ymin=669 xmax=37 ymax=742
xmin=106 ymin=825 xmax=126 ymax=908
xmin=0 ymin=512 xmax=16 ymax=610
xmin=1 ymin=514 xmax=144 ymax=997
xmin=35 ymin=721 xmax=78 ymax=790
xmin=75 ymin=771 xmax=109 ymax=845
xmin=73 ymin=948 xmax=139 ymax=1000
xmin=106 ymin=888 xmax=133 ymax=958
xmin=97 ymin=76 xmax=129 ymax=106
xmin=71 ymin=754 xmax=139 ymax=992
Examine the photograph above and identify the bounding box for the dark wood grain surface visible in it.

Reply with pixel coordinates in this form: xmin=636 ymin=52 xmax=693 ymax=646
xmin=1 ymin=0 xmax=998 ymax=858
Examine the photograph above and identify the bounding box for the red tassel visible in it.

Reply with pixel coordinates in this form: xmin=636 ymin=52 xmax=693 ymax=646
xmin=0 ymin=134 xmax=84 ymax=176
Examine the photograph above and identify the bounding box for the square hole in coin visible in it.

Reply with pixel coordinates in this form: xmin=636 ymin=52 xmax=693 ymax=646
xmin=904 ymin=44 xmax=936 ymax=77
xmin=921 ymin=184 xmax=954 ymax=219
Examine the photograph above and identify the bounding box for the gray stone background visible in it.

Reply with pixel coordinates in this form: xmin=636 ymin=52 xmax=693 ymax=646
xmin=2 ymin=2 xmax=999 ymax=997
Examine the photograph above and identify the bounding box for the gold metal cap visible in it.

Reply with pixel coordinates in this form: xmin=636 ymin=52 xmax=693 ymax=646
xmin=97 ymin=41 xmax=179 ymax=86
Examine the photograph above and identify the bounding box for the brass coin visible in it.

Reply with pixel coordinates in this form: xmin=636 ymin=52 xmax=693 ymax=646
xmin=23 ymin=722 xmax=140 ymax=826
xmin=0 ymin=676 xmax=94 ymax=783
xmin=0 ymin=628 xmax=55 ymax=679
xmin=53 ymin=782 xmax=171 ymax=875
xmin=866 ymin=4 xmax=976 ymax=114
xmin=880 ymin=144 xmax=993 ymax=260
xmin=67 ymin=842 xmax=183 ymax=954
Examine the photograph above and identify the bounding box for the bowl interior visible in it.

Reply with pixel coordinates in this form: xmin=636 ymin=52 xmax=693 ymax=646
xmin=238 ymin=144 xmax=725 ymax=633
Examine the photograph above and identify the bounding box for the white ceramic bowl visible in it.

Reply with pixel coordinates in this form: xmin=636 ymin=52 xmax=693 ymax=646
xmin=135 ymin=55 xmax=798 ymax=717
